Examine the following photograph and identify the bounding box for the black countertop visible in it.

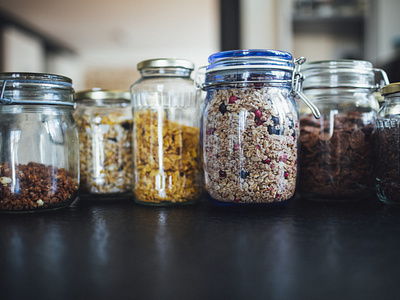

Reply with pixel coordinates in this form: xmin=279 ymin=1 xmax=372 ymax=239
xmin=2 ymin=195 xmax=400 ymax=300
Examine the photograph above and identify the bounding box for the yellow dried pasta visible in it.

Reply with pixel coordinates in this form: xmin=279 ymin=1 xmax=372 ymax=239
xmin=133 ymin=110 xmax=201 ymax=204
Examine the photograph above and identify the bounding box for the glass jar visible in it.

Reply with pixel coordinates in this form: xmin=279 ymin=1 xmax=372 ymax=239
xmin=131 ymin=58 xmax=202 ymax=206
xmin=0 ymin=72 xmax=79 ymax=212
xmin=298 ymin=60 xmax=389 ymax=201
xmin=74 ymin=89 xmax=133 ymax=197
xmin=198 ymin=49 xmax=319 ymax=207
xmin=376 ymin=83 xmax=400 ymax=205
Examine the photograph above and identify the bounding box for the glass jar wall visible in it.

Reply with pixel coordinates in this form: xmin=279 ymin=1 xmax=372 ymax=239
xmin=74 ymin=89 xmax=133 ymax=197
xmin=376 ymin=83 xmax=400 ymax=205
xmin=0 ymin=73 xmax=79 ymax=212
xmin=131 ymin=58 xmax=202 ymax=206
xmin=200 ymin=49 xmax=318 ymax=207
xmin=298 ymin=60 xmax=388 ymax=201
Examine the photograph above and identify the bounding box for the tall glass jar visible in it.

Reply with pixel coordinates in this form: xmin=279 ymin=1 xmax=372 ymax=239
xmin=131 ymin=58 xmax=202 ymax=206
xmin=376 ymin=83 xmax=400 ymax=205
xmin=199 ymin=49 xmax=319 ymax=207
xmin=74 ymin=89 xmax=133 ymax=198
xmin=0 ymin=72 xmax=79 ymax=212
xmin=298 ymin=60 xmax=389 ymax=201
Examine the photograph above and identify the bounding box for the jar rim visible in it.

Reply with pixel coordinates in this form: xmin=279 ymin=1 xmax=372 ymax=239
xmin=137 ymin=58 xmax=194 ymax=71
xmin=302 ymin=59 xmax=373 ymax=71
xmin=0 ymin=72 xmax=74 ymax=106
xmin=75 ymin=88 xmax=130 ymax=101
xmin=206 ymin=49 xmax=294 ymax=73
xmin=0 ymin=72 xmax=72 ymax=85
xmin=382 ymin=82 xmax=400 ymax=95
xmin=208 ymin=49 xmax=293 ymax=64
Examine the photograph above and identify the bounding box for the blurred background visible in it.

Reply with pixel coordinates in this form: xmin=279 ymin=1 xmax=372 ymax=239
xmin=0 ymin=0 xmax=399 ymax=91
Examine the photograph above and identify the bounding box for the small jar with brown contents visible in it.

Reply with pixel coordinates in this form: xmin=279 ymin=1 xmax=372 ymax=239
xmin=131 ymin=58 xmax=202 ymax=205
xmin=376 ymin=83 xmax=400 ymax=205
xmin=0 ymin=73 xmax=79 ymax=212
xmin=298 ymin=60 xmax=389 ymax=201
xmin=74 ymin=89 xmax=133 ymax=197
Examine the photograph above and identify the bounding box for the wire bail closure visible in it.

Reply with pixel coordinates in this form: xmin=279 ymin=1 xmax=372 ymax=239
xmin=291 ymin=57 xmax=321 ymax=119
xmin=195 ymin=55 xmax=321 ymax=119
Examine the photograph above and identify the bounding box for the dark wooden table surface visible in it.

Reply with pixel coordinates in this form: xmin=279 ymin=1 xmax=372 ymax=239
xmin=1 ymin=195 xmax=400 ymax=300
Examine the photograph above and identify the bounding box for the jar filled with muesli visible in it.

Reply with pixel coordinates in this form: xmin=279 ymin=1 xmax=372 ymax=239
xmin=376 ymin=82 xmax=400 ymax=205
xmin=298 ymin=60 xmax=389 ymax=201
xmin=131 ymin=58 xmax=202 ymax=206
xmin=0 ymin=72 xmax=79 ymax=212
xmin=198 ymin=49 xmax=320 ymax=207
xmin=74 ymin=89 xmax=133 ymax=197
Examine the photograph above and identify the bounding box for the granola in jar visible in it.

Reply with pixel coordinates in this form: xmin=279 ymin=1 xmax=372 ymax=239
xmin=74 ymin=90 xmax=133 ymax=196
xmin=133 ymin=110 xmax=201 ymax=204
xmin=199 ymin=50 xmax=317 ymax=206
xmin=0 ymin=72 xmax=79 ymax=212
xmin=203 ymin=85 xmax=298 ymax=204
xmin=0 ymin=162 xmax=78 ymax=212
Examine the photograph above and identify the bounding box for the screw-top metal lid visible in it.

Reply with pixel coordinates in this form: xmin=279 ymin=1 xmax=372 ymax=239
xmin=137 ymin=58 xmax=194 ymax=71
xmin=75 ymin=88 xmax=130 ymax=101
xmin=382 ymin=82 xmax=400 ymax=95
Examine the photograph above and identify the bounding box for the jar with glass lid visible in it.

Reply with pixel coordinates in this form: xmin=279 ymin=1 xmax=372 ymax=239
xmin=376 ymin=82 xmax=400 ymax=205
xmin=131 ymin=58 xmax=202 ymax=206
xmin=298 ymin=60 xmax=389 ymax=201
xmin=74 ymin=89 xmax=133 ymax=197
xmin=198 ymin=49 xmax=320 ymax=207
xmin=0 ymin=72 xmax=79 ymax=212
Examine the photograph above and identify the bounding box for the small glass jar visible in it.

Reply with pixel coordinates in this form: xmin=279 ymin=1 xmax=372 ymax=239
xmin=0 ymin=72 xmax=79 ymax=212
xmin=199 ymin=49 xmax=319 ymax=207
xmin=298 ymin=60 xmax=389 ymax=201
xmin=131 ymin=58 xmax=202 ymax=206
xmin=376 ymin=83 xmax=400 ymax=205
xmin=74 ymin=89 xmax=133 ymax=197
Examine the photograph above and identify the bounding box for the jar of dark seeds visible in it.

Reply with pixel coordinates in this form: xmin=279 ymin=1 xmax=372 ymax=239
xmin=199 ymin=49 xmax=319 ymax=207
xmin=376 ymin=83 xmax=400 ymax=205
xmin=0 ymin=73 xmax=79 ymax=212
xmin=74 ymin=89 xmax=133 ymax=197
xmin=298 ymin=60 xmax=389 ymax=201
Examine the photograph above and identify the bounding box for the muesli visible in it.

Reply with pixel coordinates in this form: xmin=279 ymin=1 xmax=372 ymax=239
xmin=133 ymin=110 xmax=201 ymax=204
xmin=203 ymin=85 xmax=298 ymax=204
xmin=76 ymin=110 xmax=133 ymax=194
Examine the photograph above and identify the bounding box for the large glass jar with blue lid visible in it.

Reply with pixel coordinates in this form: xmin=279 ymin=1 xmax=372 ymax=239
xmin=198 ymin=49 xmax=319 ymax=207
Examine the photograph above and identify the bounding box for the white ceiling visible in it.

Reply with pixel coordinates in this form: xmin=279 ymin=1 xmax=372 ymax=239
xmin=0 ymin=0 xmax=220 ymax=68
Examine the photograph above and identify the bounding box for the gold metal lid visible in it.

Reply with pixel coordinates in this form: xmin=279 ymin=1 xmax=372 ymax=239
xmin=75 ymin=88 xmax=130 ymax=101
xmin=137 ymin=58 xmax=194 ymax=71
xmin=382 ymin=82 xmax=400 ymax=95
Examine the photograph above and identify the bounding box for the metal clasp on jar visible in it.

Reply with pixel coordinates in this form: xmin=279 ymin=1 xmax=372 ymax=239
xmin=291 ymin=57 xmax=321 ymax=119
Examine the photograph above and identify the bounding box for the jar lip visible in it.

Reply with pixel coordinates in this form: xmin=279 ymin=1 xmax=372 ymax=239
xmin=0 ymin=72 xmax=72 ymax=85
xmin=137 ymin=58 xmax=194 ymax=71
xmin=205 ymin=49 xmax=295 ymax=73
xmin=302 ymin=59 xmax=374 ymax=71
xmin=75 ymin=88 xmax=130 ymax=101
xmin=382 ymin=82 xmax=400 ymax=95
xmin=208 ymin=49 xmax=293 ymax=64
